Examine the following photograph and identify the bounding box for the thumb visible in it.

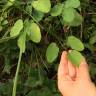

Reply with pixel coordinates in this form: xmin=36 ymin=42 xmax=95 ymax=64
xmin=77 ymin=58 xmax=90 ymax=81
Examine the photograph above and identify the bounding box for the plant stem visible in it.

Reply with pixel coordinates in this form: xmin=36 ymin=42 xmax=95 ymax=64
xmin=0 ymin=36 xmax=14 ymax=43
xmin=12 ymin=52 xmax=22 ymax=96
xmin=2 ymin=30 xmax=10 ymax=38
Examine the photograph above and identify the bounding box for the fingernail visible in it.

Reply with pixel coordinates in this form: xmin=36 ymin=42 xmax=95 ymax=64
xmin=63 ymin=51 xmax=67 ymax=55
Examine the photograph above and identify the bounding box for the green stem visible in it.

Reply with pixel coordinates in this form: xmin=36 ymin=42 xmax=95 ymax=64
xmin=0 ymin=36 xmax=16 ymax=43
xmin=12 ymin=52 xmax=22 ymax=96
xmin=2 ymin=30 xmax=10 ymax=38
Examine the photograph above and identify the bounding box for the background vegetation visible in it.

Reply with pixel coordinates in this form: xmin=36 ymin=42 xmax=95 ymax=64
xmin=0 ymin=0 xmax=96 ymax=96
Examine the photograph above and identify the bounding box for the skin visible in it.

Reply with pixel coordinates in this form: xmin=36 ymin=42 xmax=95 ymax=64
xmin=57 ymin=51 xmax=96 ymax=96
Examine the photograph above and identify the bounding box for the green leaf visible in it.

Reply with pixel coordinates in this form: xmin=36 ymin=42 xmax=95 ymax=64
xmin=6 ymin=0 xmax=15 ymax=7
xmin=33 ymin=10 xmax=44 ymax=22
xmin=0 ymin=26 xmax=3 ymax=31
xmin=28 ymin=23 xmax=41 ymax=43
xmin=65 ymin=0 xmax=80 ymax=8
xmin=91 ymin=31 xmax=96 ymax=36
xmin=62 ymin=0 xmax=82 ymax=26
xmin=3 ymin=64 xmax=11 ymax=74
xmin=67 ymin=36 xmax=84 ymax=51
xmin=18 ymin=31 xmax=26 ymax=53
xmin=10 ymin=19 xmax=23 ymax=37
xmin=89 ymin=35 xmax=96 ymax=44
xmin=32 ymin=0 xmax=51 ymax=13
xmin=62 ymin=8 xmax=75 ymax=23
xmin=26 ymin=4 xmax=32 ymax=14
xmin=84 ymin=43 xmax=95 ymax=52
xmin=92 ymin=15 xmax=96 ymax=23
xmin=69 ymin=11 xmax=83 ymax=26
xmin=68 ymin=50 xmax=83 ymax=67
xmin=50 ymin=3 xmax=63 ymax=16
xmin=2 ymin=19 xmax=8 ymax=25
xmin=46 ymin=43 xmax=59 ymax=63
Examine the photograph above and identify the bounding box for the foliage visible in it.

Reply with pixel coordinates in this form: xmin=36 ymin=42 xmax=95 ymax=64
xmin=67 ymin=36 xmax=84 ymax=51
xmin=68 ymin=50 xmax=84 ymax=67
xmin=46 ymin=42 xmax=59 ymax=63
xmin=0 ymin=0 xmax=96 ymax=96
xmin=67 ymin=36 xmax=84 ymax=67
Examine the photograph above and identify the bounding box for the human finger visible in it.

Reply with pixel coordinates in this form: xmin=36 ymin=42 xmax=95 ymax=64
xmin=76 ymin=58 xmax=90 ymax=81
xmin=58 ymin=51 xmax=68 ymax=81
xmin=68 ymin=60 xmax=76 ymax=80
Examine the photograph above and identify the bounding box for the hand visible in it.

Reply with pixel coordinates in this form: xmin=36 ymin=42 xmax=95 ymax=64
xmin=57 ymin=51 xmax=96 ymax=96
